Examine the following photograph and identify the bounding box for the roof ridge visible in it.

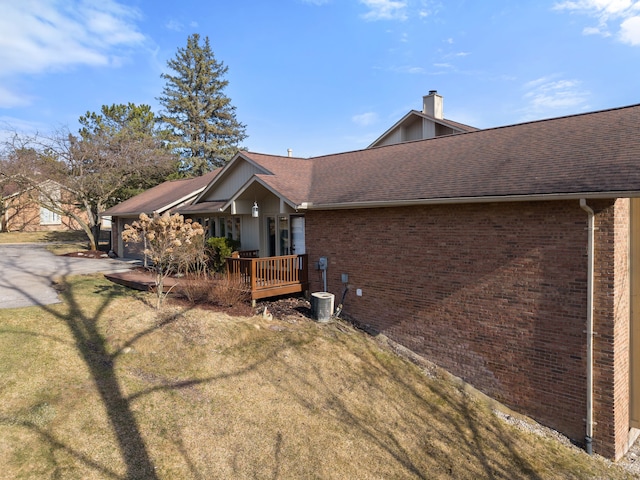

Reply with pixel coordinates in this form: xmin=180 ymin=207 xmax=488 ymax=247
xmin=311 ymin=102 xmax=640 ymax=158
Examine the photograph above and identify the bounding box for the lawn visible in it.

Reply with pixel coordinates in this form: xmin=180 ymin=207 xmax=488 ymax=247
xmin=0 ymin=230 xmax=110 ymax=255
xmin=0 ymin=274 xmax=636 ymax=479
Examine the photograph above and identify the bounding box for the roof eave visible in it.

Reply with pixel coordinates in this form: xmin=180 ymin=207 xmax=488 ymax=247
xmin=302 ymin=191 xmax=640 ymax=210
xmin=221 ymin=176 xmax=298 ymax=213
xmin=193 ymin=152 xmax=272 ymax=204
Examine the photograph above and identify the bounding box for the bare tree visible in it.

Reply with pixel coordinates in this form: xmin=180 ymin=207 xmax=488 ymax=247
xmin=1 ymin=104 xmax=178 ymax=249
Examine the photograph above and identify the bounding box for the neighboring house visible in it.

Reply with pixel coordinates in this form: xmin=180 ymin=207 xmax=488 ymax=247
xmin=102 ymin=170 xmax=220 ymax=259
xmin=367 ymin=90 xmax=478 ymax=147
xmin=1 ymin=179 xmax=82 ymax=232
xmin=106 ymin=101 xmax=640 ymax=461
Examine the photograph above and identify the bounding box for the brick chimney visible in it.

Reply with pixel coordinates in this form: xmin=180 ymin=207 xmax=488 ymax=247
xmin=422 ymin=90 xmax=443 ymax=119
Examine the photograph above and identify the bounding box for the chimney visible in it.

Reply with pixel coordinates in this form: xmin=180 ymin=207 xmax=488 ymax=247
xmin=422 ymin=90 xmax=443 ymax=119
xmin=287 ymin=148 xmax=293 ymax=157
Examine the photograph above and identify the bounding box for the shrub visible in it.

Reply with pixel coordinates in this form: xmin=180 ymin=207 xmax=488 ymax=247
xmin=206 ymin=236 xmax=240 ymax=273
xmin=122 ymin=212 xmax=204 ymax=309
xmin=209 ymin=273 xmax=249 ymax=306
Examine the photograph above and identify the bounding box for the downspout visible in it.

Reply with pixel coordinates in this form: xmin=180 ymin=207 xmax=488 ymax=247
xmin=580 ymin=198 xmax=595 ymax=455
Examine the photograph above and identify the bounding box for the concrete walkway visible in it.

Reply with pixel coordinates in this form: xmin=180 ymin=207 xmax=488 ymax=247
xmin=0 ymin=244 xmax=137 ymax=309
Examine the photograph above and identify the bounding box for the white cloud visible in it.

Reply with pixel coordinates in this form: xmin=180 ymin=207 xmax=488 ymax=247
xmin=620 ymin=15 xmax=640 ymax=44
xmin=392 ymin=65 xmax=427 ymax=74
xmin=166 ymin=19 xmax=184 ymax=32
xmin=352 ymin=112 xmax=379 ymax=126
xmin=360 ymin=0 xmax=408 ymax=21
xmin=554 ymin=0 xmax=640 ymax=45
xmin=0 ymin=86 xmax=33 ymax=109
xmin=521 ymin=76 xmax=590 ymax=120
xmin=0 ymin=0 xmax=146 ymax=78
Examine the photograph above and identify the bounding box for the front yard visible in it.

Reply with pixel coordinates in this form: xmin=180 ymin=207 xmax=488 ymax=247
xmin=0 ymin=274 xmax=636 ymax=479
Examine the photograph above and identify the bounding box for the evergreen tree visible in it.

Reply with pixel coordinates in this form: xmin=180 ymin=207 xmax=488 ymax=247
xmin=158 ymin=34 xmax=247 ymax=176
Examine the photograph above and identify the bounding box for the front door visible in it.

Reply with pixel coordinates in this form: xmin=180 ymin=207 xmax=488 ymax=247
xmin=291 ymin=216 xmax=305 ymax=254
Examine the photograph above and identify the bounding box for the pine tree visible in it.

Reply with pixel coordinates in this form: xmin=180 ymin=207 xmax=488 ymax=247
xmin=158 ymin=34 xmax=247 ymax=176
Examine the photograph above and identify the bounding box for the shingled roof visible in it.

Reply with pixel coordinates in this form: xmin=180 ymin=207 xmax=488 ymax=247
xmin=303 ymin=103 xmax=640 ymax=208
xmin=102 ymin=169 xmax=220 ymax=217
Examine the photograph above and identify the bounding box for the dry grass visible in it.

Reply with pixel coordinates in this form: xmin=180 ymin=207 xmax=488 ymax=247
xmin=0 ymin=230 xmax=110 ymax=255
xmin=0 ymin=274 xmax=636 ymax=479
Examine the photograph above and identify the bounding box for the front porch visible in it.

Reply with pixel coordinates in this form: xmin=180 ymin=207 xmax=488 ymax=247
xmin=227 ymin=254 xmax=309 ymax=302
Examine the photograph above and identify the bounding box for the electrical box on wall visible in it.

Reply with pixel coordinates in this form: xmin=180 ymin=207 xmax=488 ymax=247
xmin=318 ymin=257 xmax=328 ymax=271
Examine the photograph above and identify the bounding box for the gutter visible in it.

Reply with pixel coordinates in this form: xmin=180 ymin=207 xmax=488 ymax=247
xmin=297 ymin=191 xmax=640 ymax=211
xmin=580 ymin=198 xmax=595 ymax=455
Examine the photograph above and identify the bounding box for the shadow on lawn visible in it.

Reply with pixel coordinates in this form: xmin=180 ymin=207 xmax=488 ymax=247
xmin=0 ymin=272 xmax=164 ymax=478
xmin=259 ymin=326 xmax=547 ymax=480
xmin=0 ymin=265 xmax=283 ymax=479
xmin=0 ymin=256 xmax=588 ymax=478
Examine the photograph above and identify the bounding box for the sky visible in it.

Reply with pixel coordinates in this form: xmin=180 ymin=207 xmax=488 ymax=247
xmin=0 ymin=0 xmax=639 ymax=158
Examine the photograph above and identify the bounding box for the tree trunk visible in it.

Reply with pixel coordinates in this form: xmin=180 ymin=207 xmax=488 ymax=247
xmin=90 ymin=223 xmax=101 ymax=251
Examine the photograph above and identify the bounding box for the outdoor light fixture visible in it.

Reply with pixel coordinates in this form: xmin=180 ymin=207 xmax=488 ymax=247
xmin=252 ymin=201 xmax=259 ymax=218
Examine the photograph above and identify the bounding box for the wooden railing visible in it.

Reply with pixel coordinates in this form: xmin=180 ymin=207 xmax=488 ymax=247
xmin=226 ymin=254 xmax=309 ymax=301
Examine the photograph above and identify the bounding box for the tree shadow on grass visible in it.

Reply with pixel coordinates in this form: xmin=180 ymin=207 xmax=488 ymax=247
xmin=256 ymin=320 xmax=551 ymax=480
xmin=0 ymin=264 xmax=287 ymax=479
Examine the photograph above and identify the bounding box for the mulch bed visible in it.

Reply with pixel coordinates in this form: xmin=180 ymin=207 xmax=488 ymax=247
xmin=62 ymin=251 xmax=314 ymax=321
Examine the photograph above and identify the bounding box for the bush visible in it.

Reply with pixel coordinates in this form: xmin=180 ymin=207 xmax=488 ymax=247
xmin=209 ymin=273 xmax=249 ymax=306
xmin=175 ymin=273 xmax=248 ymax=307
xmin=206 ymin=237 xmax=240 ymax=273
xmin=178 ymin=274 xmax=213 ymax=304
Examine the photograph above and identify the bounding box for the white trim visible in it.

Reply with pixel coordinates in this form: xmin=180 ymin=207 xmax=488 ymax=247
xmin=193 ymin=152 xmax=272 ymax=204
xmin=298 ymin=191 xmax=640 ymax=211
xmin=220 ymin=176 xmax=298 ymax=213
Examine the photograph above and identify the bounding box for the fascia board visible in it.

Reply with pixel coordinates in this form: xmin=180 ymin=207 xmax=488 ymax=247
xmin=193 ymin=152 xmax=272 ymax=204
xmin=367 ymin=111 xmax=418 ymax=148
xmin=301 ymin=191 xmax=640 ymax=210
xmin=220 ymin=176 xmax=297 ymax=212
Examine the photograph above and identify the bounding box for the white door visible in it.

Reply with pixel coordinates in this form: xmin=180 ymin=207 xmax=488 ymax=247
xmin=291 ymin=216 xmax=305 ymax=255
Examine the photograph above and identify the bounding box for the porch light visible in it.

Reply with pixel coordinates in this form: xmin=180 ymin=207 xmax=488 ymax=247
xmin=252 ymin=202 xmax=259 ymax=218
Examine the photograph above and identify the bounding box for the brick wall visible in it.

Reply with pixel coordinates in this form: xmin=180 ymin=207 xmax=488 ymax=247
xmin=305 ymin=199 xmax=630 ymax=458
xmin=591 ymin=198 xmax=631 ymax=459
xmin=3 ymin=190 xmax=83 ymax=232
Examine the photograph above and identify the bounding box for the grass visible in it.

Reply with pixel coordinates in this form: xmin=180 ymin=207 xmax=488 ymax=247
xmin=0 ymin=230 xmax=109 ymax=254
xmin=0 ymin=274 xmax=636 ymax=479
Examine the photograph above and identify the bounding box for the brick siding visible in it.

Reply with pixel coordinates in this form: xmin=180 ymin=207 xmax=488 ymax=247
xmin=305 ymin=199 xmax=631 ymax=459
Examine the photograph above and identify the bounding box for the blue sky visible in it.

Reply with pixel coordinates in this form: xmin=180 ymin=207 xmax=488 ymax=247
xmin=1 ymin=0 xmax=639 ymax=158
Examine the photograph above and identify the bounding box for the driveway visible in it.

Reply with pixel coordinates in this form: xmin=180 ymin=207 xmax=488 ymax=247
xmin=0 ymin=244 xmax=137 ymax=309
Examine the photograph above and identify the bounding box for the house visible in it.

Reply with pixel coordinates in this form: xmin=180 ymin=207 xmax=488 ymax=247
xmin=103 ymin=169 xmax=220 ymax=259
xmin=1 ymin=179 xmax=82 ymax=232
xmin=106 ymin=98 xmax=640 ymax=460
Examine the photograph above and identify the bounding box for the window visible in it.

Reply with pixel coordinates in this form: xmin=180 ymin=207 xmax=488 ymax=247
xmin=39 ymin=183 xmax=61 ymax=225
xmin=218 ymin=216 xmax=241 ymax=243
xmin=40 ymin=207 xmax=61 ymax=225
xmin=267 ymin=215 xmax=290 ymax=256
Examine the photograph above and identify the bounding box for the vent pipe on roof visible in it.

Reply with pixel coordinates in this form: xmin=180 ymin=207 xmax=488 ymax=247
xmin=287 ymin=148 xmax=293 ymax=157
xmin=423 ymin=90 xmax=443 ymax=120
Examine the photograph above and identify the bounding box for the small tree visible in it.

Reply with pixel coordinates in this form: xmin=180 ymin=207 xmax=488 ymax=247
xmin=122 ymin=212 xmax=204 ymax=309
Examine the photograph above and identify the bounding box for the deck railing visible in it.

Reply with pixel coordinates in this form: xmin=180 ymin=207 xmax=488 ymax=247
xmin=226 ymin=254 xmax=309 ymax=301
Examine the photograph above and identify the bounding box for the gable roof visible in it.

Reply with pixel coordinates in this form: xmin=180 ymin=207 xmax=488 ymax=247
xmin=102 ymin=169 xmax=220 ymax=217
xmin=368 ymin=110 xmax=479 ymax=148
xmin=240 ymin=152 xmax=314 ymax=206
xmin=192 ymin=151 xmax=314 ymax=210
xmin=306 ymin=103 xmax=640 ymax=208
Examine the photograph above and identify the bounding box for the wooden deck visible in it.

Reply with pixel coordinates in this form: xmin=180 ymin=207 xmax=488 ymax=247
xmin=226 ymin=254 xmax=309 ymax=301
